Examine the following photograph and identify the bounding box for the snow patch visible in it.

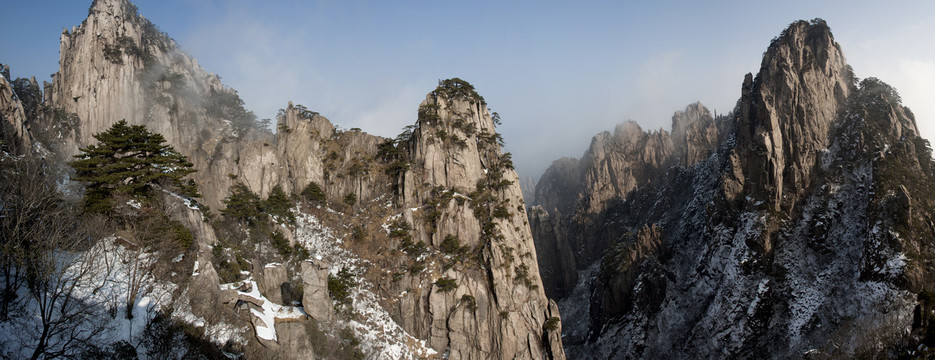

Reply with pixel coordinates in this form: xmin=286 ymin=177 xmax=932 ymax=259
xmin=294 ymin=214 xmax=437 ymax=359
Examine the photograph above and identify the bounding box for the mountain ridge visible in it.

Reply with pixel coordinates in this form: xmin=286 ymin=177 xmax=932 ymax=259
xmin=532 ymin=18 xmax=935 ymax=358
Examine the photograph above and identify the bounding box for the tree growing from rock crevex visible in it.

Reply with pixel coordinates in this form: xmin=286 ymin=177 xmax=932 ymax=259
xmin=69 ymin=120 xmax=195 ymax=212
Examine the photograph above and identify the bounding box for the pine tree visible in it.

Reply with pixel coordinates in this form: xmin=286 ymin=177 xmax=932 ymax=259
xmin=301 ymin=181 xmax=326 ymax=204
xmin=69 ymin=120 xmax=195 ymax=212
xmin=264 ymin=184 xmax=294 ymax=223
xmin=221 ymin=183 xmax=262 ymax=224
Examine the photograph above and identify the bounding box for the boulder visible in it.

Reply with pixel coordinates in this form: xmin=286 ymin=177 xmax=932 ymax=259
xmin=258 ymin=263 xmax=288 ymax=304
xmin=300 ymin=260 xmax=333 ymax=322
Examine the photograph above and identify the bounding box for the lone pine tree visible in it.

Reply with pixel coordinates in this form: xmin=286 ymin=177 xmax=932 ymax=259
xmin=69 ymin=120 xmax=195 ymax=212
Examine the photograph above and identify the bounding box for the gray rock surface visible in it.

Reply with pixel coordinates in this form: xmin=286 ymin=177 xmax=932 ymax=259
xmin=257 ymin=263 xmax=288 ymax=305
xmin=273 ymin=322 xmax=316 ymax=358
xmin=390 ymin=85 xmax=565 ymax=359
xmin=0 ymin=72 xmax=31 ymax=152
xmin=300 ymin=260 xmax=333 ymax=322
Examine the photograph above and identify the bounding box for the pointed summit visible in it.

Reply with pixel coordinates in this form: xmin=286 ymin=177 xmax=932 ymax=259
xmin=733 ymin=18 xmax=854 ymax=213
xmin=761 ymin=19 xmax=844 ymax=78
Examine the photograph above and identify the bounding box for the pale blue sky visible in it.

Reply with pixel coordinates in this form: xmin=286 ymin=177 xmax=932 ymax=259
xmin=2 ymin=1 xmax=934 ymax=179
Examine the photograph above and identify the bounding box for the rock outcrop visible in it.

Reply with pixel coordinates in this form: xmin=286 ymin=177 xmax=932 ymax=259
xmin=671 ymin=102 xmax=723 ymax=166
xmin=300 ymin=260 xmax=333 ymax=322
xmin=0 ymin=66 xmax=32 ymax=153
xmin=45 ymin=0 xmax=271 ymax=207
xmin=388 ymin=81 xmax=565 ymax=359
xmin=257 ymin=263 xmax=288 ymax=305
xmin=733 ymin=19 xmax=851 ymax=214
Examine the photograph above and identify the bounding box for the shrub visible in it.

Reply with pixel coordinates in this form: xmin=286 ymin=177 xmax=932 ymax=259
xmin=347 ymin=161 xmax=367 ymax=177
xmin=328 ymin=267 xmax=358 ymax=308
xmin=408 ymin=262 xmax=425 ymax=275
xmin=544 ymin=317 xmax=560 ymax=332
xmin=103 ymin=43 xmax=123 ymax=64
xmin=170 ymin=223 xmax=194 ymax=251
xmin=461 ymin=294 xmax=477 ymax=312
xmin=69 ymin=120 xmax=195 ymax=213
xmin=351 ymin=225 xmax=367 ymax=242
xmin=515 ymin=263 xmax=537 ymax=289
xmin=270 ymin=230 xmax=291 ymax=258
xmin=205 ymin=89 xmax=258 ymax=135
xmin=435 ymin=277 xmax=458 ymax=292
xmin=399 ymin=237 xmax=427 ymax=257
xmin=343 ymin=193 xmax=357 ymax=207
xmin=440 ymin=234 xmax=465 ymax=256
xmin=221 ymin=183 xmax=262 ymax=224
xmin=213 ymin=244 xmax=243 ymax=283
xmin=302 ymin=182 xmax=327 ymax=204
xmin=433 ymin=78 xmax=485 ymax=104
xmin=388 ymin=220 xmax=411 ymax=238
xmin=492 ymin=205 xmax=511 ymax=219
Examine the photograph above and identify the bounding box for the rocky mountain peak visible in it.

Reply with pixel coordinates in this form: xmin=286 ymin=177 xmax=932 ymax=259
xmin=762 ymin=19 xmax=840 ymax=77
xmin=670 ymin=102 xmax=711 ymax=140
xmin=45 ymin=0 xmax=263 ymax=208
xmin=671 ymin=102 xmax=721 ymax=166
xmin=88 ymin=0 xmax=138 ymax=18
xmin=732 ymin=18 xmax=853 ymax=215
xmin=612 ymin=120 xmax=645 ymax=145
xmin=403 ymin=78 xmax=498 ymax=203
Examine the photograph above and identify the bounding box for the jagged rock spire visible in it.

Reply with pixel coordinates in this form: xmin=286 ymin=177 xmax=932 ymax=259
xmin=733 ymin=19 xmax=853 ymax=214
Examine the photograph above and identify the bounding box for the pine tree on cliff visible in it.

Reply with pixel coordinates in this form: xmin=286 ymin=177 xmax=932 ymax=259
xmin=69 ymin=119 xmax=195 ymax=212
xmin=221 ymin=183 xmax=263 ymax=224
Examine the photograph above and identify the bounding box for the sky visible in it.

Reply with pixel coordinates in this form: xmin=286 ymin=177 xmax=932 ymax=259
xmin=2 ymin=1 xmax=934 ymax=180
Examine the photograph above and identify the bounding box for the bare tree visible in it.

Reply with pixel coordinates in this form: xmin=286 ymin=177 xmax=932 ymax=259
xmin=0 ymin=156 xmax=51 ymax=321
xmin=25 ymin=229 xmax=108 ymax=360
xmin=0 ymin=156 xmax=112 ymax=359
xmin=114 ymin=208 xmax=161 ymax=322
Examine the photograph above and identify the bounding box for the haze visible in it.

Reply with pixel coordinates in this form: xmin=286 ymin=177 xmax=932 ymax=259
xmin=2 ymin=0 xmax=933 ymax=180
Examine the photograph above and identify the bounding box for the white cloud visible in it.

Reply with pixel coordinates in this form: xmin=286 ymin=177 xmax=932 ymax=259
xmin=888 ymin=58 xmax=935 ymax=141
xmin=844 ymin=15 xmax=935 ymax=146
xmin=340 ymin=84 xmax=422 ymax=138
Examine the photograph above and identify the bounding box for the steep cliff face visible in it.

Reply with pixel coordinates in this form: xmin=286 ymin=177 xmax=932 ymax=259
xmin=732 ymin=20 xmax=852 ymax=215
xmin=534 ymin=19 xmax=935 ymax=358
xmin=0 ymin=67 xmax=32 ymax=152
xmin=578 ymin=121 xmax=675 ymax=215
xmin=46 ymin=0 xmax=269 ymax=208
xmin=387 ymin=82 xmax=563 ymax=359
